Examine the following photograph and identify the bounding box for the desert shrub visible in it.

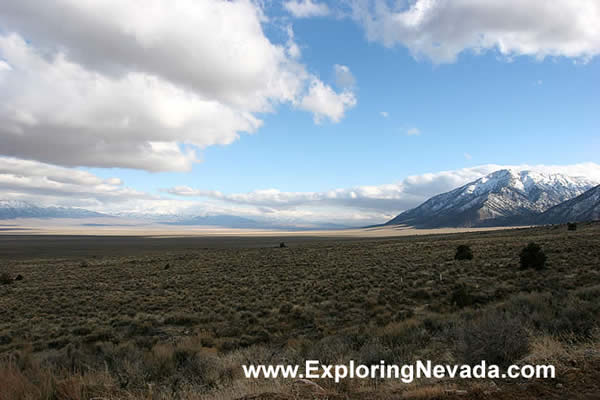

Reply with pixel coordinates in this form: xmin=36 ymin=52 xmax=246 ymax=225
xmin=279 ymin=242 xmax=287 ymax=248
xmin=279 ymin=302 xmax=293 ymax=314
xmin=519 ymin=242 xmax=547 ymax=270
xmin=357 ymin=339 xmax=402 ymax=365
xmin=549 ymin=300 xmax=600 ymax=338
xmin=567 ymin=222 xmax=577 ymax=231
xmin=0 ymin=272 xmax=12 ymax=285
xmin=411 ymin=288 xmax=431 ymax=300
xmin=379 ymin=321 xmax=431 ymax=356
xmin=303 ymin=336 xmax=355 ymax=365
xmin=575 ymin=285 xmax=600 ymax=302
xmin=218 ymin=340 xmax=240 ymax=353
xmin=450 ymin=284 xmax=478 ymax=308
xmin=71 ymin=327 xmax=92 ymax=336
xmin=457 ymin=311 xmax=530 ymax=367
xmin=172 ymin=345 xmax=223 ymax=387
xmin=14 ymin=274 xmax=23 ymax=281
xmin=164 ymin=313 xmax=199 ymax=326
xmin=500 ymin=291 xmax=600 ymax=339
xmin=454 ymin=245 xmax=473 ymax=260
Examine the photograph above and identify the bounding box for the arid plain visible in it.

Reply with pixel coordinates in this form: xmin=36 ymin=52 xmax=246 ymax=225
xmin=1 ymin=222 xmax=599 ymax=399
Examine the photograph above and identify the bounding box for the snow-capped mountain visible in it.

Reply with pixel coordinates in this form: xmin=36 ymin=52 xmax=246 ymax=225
xmin=536 ymin=184 xmax=600 ymax=224
xmin=385 ymin=169 xmax=598 ymax=228
xmin=0 ymin=200 xmax=106 ymax=219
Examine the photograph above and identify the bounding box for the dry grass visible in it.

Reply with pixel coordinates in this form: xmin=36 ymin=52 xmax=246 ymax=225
xmin=0 ymin=222 xmax=599 ymax=399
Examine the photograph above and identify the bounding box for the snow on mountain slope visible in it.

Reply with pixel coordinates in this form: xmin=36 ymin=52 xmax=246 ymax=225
xmin=385 ymin=169 xmax=598 ymax=228
xmin=537 ymin=185 xmax=600 ymax=224
xmin=0 ymin=200 xmax=106 ymax=219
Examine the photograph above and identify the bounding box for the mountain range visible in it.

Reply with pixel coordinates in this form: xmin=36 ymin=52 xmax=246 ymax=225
xmin=3 ymin=169 xmax=600 ymax=229
xmin=0 ymin=201 xmax=350 ymax=230
xmin=537 ymin=184 xmax=600 ymax=224
xmin=385 ymin=169 xmax=600 ymax=228
xmin=0 ymin=200 xmax=106 ymax=219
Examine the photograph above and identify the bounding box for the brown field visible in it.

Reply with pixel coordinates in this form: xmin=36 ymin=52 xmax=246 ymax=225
xmin=1 ymin=222 xmax=599 ymax=399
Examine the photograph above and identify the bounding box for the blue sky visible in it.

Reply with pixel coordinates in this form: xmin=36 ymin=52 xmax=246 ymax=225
xmin=85 ymin=3 xmax=600 ymax=193
xmin=1 ymin=0 xmax=599 ymax=225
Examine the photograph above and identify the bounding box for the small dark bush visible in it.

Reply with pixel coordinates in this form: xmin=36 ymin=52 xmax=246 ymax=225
xmin=519 ymin=242 xmax=547 ymax=270
xmin=80 ymin=260 xmax=89 ymax=268
xmin=14 ymin=274 xmax=23 ymax=281
xmin=411 ymin=288 xmax=431 ymax=300
xmin=451 ymin=285 xmax=475 ymax=308
xmin=454 ymin=245 xmax=473 ymax=260
xmin=164 ymin=263 xmax=170 ymax=270
xmin=0 ymin=272 xmax=12 ymax=285
xmin=279 ymin=242 xmax=287 ymax=248
xmin=567 ymin=222 xmax=577 ymax=231
xmin=279 ymin=302 xmax=293 ymax=314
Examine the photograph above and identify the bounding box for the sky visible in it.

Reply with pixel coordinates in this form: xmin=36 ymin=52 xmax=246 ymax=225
xmin=0 ymin=0 xmax=599 ymax=226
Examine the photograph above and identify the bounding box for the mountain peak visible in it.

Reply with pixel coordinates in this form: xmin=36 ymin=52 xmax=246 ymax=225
xmin=386 ymin=169 xmax=598 ymax=228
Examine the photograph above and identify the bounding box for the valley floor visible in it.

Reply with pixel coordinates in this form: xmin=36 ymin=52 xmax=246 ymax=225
xmin=0 ymin=222 xmax=599 ymax=399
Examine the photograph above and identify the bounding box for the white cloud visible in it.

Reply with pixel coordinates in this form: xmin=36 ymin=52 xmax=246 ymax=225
xmin=380 ymin=111 xmax=389 ymax=117
xmin=349 ymin=0 xmax=600 ymax=63
xmin=0 ymin=0 xmax=351 ymax=171
xmin=3 ymin=159 xmax=600 ymax=226
xmin=334 ymin=64 xmax=356 ymax=89
xmin=0 ymin=34 xmax=260 ymax=171
xmin=299 ymin=78 xmax=357 ymax=124
xmin=166 ymin=163 xmax=600 ymax=220
xmin=0 ymin=157 xmax=152 ymax=207
xmin=284 ymin=0 xmax=331 ymax=18
xmin=406 ymin=127 xmax=421 ymax=136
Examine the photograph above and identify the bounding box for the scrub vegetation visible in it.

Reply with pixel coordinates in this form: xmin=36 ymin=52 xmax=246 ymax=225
xmin=1 ymin=222 xmax=599 ymax=399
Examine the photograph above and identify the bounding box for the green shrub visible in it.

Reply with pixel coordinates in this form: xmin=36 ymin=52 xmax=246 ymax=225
xmin=454 ymin=245 xmax=473 ymax=260
xmin=519 ymin=242 xmax=547 ymax=270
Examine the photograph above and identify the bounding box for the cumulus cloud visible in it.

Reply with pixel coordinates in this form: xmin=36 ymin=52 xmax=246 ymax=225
xmin=284 ymin=0 xmax=331 ymax=18
xmin=349 ymin=0 xmax=600 ymax=63
xmin=165 ymin=163 xmax=600 ymax=219
xmin=0 ymin=34 xmax=261 ymax=171
xmin=0 ymin=0 xmax=352 ymax=171
xmin=0 ymin=157 xmax=152 ymax=207
xmin=380 ymin=111 xmax=389 ymax=117
xmin=299 ymin=78 xmax=357 ymax=123
xmin=406 ymin=127 xmax=421 ymax=136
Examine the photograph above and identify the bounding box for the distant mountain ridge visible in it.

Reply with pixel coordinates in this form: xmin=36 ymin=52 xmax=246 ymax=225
xmin=165 ymin=214 xmax=263 ymax=229
xmin=385 ymin=169 xmax=598 ymax=228
xmin=536 ymin=184 xmax=600 ymax=224
xmin=0 ymin=200 xmax=106 ymax=219
xmin=166 ymin=214 xmax=349 ymax=230
xmin=0 ymin=201 xmax=350 ymax=230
